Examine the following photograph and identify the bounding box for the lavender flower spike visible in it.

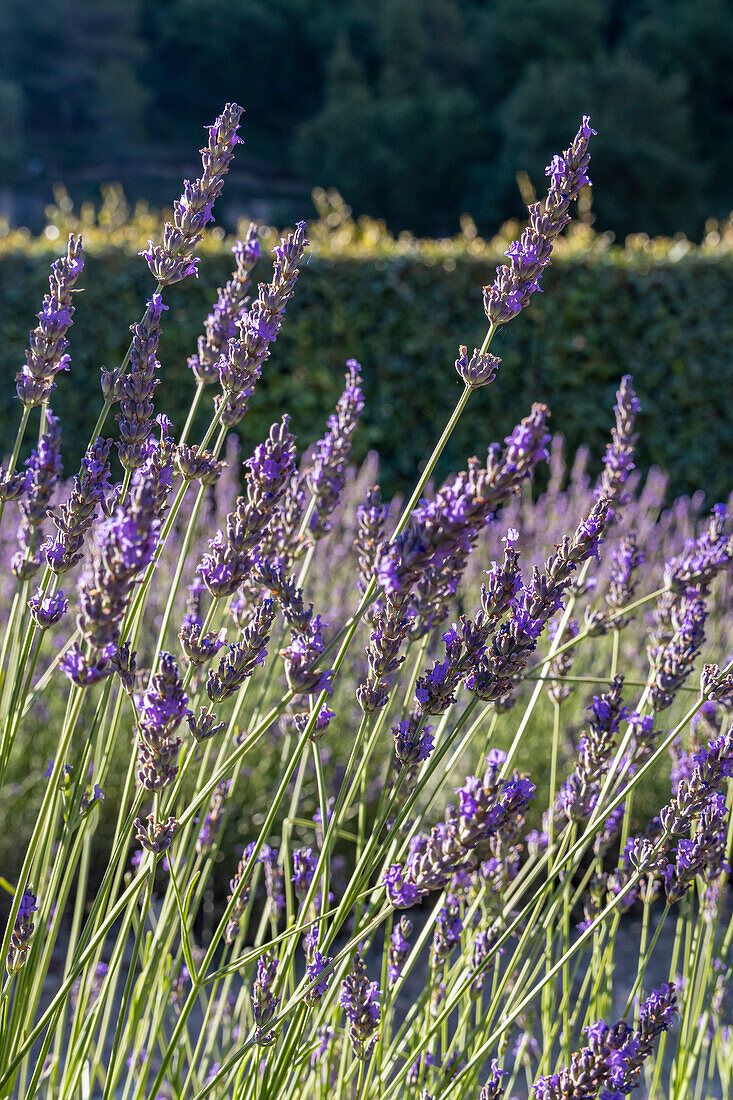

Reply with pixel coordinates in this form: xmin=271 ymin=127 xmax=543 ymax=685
xmin=339 ymin=953 xmax=381 ymax=1058
xmin=76 ymin=467 xmax=161 ymax=650
xmin=455 ymin=345 xmax=501 ymax=390
xmin=44 ymin=437 xmax=112 ymax=574
xmin=597 ymin=374 xmax=641 ymax=511
xmin=28 ymin=587 xmax=68 ymax=629
xmin=15 ymin=234 xmax=84 ymax=407
xmin=133 ymin=814 xmax=179 ymax=854
xmin=141 ymin=103 xmax=243 ymax=286
xmin=6 ymin=885 xmax=38 ymax=976
xmin=135 ymin=652 xmax=188 ymax=792
xmin=115 ymin=294 xmax=168 ymax=472
xmin=480 ymin=1060 xmax=507 ymax=1099
xmin=216 ymin=222 xmax=309 ymax=427
xmin=188 ymin=224 xmax=261 ymax=384
xmin=205 ymin=599 xmax=276 ymax=702
xmin=484 ymin=117 xmax=595 ymax=326
xmin=531 ymin=984 xmax=677 ymax=1098
xmin=13 ymin=410 xmax=63 ymax=580
xmin=252 ymin=952 xmax=281 ymax=1045
xmin=198 ymin=421 xmax=296 ymax=598
xmin=308 ymin=360 xmax=365 ymax=539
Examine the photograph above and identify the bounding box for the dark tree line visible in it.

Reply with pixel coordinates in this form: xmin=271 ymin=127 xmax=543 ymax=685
xmin=0 ymin=0 xmax=731 ymax=238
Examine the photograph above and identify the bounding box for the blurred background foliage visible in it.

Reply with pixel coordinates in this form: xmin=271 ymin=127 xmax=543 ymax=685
xmin=1 ymin=187 xmax=732 ymax=501
xmin=0 ymin=0 xmax=731 ymax=239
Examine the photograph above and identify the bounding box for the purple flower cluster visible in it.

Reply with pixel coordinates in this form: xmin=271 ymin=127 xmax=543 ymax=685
xmin=28 ymin=586 xmax=68 ymax=629
xmin=664 ymin=503 xmax=732 ymax=595
xmin=141 ymin=103 xmax=243 ymax=286
xmin=224 ymin=843 xmax=258 ymax=944
xmin=304 ymin=951 xmax=333 ymax=1006
xmin=292 ymin=847 xmax=317 ymax=897
xmin=307 ymin=360 xmax=365 ymax=539
xmin=216 ymin=223 xmax=308 ymax=427
xmin=597 ymin=375 xmax=641 ymax=513
xmin=205 ymin=599 xmax=276 ymax=702
xmin=392 ymin=715 xmax=435 ymax=769
xmin=75 ymin=466 xmax=161 ymax=651
xmin=15 ymin=234 xmax=84 ymax=407
xmin=384 ymin=753 xmax=535 ymax=907
xmin=377 ymin=403 xmax=550 ymax=599
xmin=431 ymin=894 xmax=463 ymax=966
xmin=532 ymin=984 xmax=677 ymax=1098
xmin=339 ymin=953 xmax=381 ymax=1059
xmin=280 ymin=609 xmax=333 ymax=699
xmin=556 ymin=676 xmax=629 ymax=824
xmin=133 ymin=814 xmax=179 ymax=855
xmin=198 ymin=418 xmax=296 ymax=598
xmin=479 ymin=1060 xmax=507 ymax=1099
xmin=606 ymin=533 xmax=645 ymax=623
xmin=113 ymin=294 xmax=168 ymax=471
xmin=455 ymin=345 xmax=501 ymax=390
xmin=387 ymin=916 xmax=413 ymax=986
xmin=135 ymin=652 xmax=189 ymax=791
xmin=619 ymin=729 xmax=733 ymax=901
xmin=262 ymin=846 xmax=285 ymax=915
xmin=355 ymin=485 xmax=389 ymax=590
xmin=465 ymin=497 xmax=610 ymax=704
xmin=13 ymin=410 xmax=63 ymax=580
xmin=251 ymin=952 xmax=281 ymax=1046
xmin=188 ymin=226 xmax=261 ymax=384
xmin=358 ymin=591 xmax=411 ymax=713
xmin=662 ymin=791 xmax=728 ymax=904
xmin=6 ymin=885 xmax=38 ymax=976
xmin=470 ymin=926 xmax=503 ymax=993
xmin=648 ymin=592 xmax=707 ymax=711
xmin=483 ymin=117 xmax=595 ymax=325
xmin=44 ymin=437 xmax=112 ymax=574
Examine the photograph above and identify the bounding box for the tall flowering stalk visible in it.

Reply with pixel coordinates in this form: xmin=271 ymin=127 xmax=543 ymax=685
xmin=0 ymin=110 xmax=731 ymax=1100
xmin=15 ymin=235 xmax=84 ymax=408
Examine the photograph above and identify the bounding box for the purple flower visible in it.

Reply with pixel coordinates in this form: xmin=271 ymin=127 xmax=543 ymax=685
xmin=59 ymin=642 xmax=116 ymax=688
xmin=598 ymin=375 xmax=641 ymax=513
xmin=15 ymin=236 xmax=84 ymax=407
xmin=188 ymin=224 xmax=261 ymax=384
xmin=455 ymin=345 xmax=501 ymax=390
xmin=484 ymin=118 xmax=595 ymax=326
xmin=431 ymin=894 xmax=463 ymax=965
xmin=133 ymin=815 xmax=179 ymax=854
xmin=384 ymin=765 xmax=535 ymax=907
xmin=479 ymin=1059 xmax=507 ymax=1099
xmin=44 ymin=437 xmax=112 ymax=574
xmin=308 ymin=360 xmax=365 ymax=539
xmin=135 ymin=653 xmax=188 ymax=792
xmin=665 ymin=504 xmax=732 ymax=595
xmin=387 ymin=916 xmax=413 ymax=986
xmin=7 ymin=885 xmax=38 ymax=976
xmin=251 ymin=952 xmax=281 ymax=1045
xmin=28 ymin=587 xmax=68 ymax=629
xmin=339 ymin=953 xmax=381 ymax=1059
xmin=216 ymin=223 xmax=308 ymax=427
xmin=206 ymin=600 xmax=276 ymax=701
xmin=304 ymin=951 xmax=333 ymax=1005
xmin=199 ymin=421 xmax=296 ymax=598
xmin=141 ymin=103 xmax=243 ymax=286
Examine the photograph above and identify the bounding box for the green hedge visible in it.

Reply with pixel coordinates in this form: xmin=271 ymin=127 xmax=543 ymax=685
xmin=1 ymin=240 xmax=732 ymax=499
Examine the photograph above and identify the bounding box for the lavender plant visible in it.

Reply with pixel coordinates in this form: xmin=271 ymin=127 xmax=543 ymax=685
xmin=0 ymin=108 xmax=730 ymax=1100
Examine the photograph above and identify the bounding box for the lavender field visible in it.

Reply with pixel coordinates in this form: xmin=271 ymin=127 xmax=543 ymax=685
xmin=0 ymin=106 xmax=731 ymax=1100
